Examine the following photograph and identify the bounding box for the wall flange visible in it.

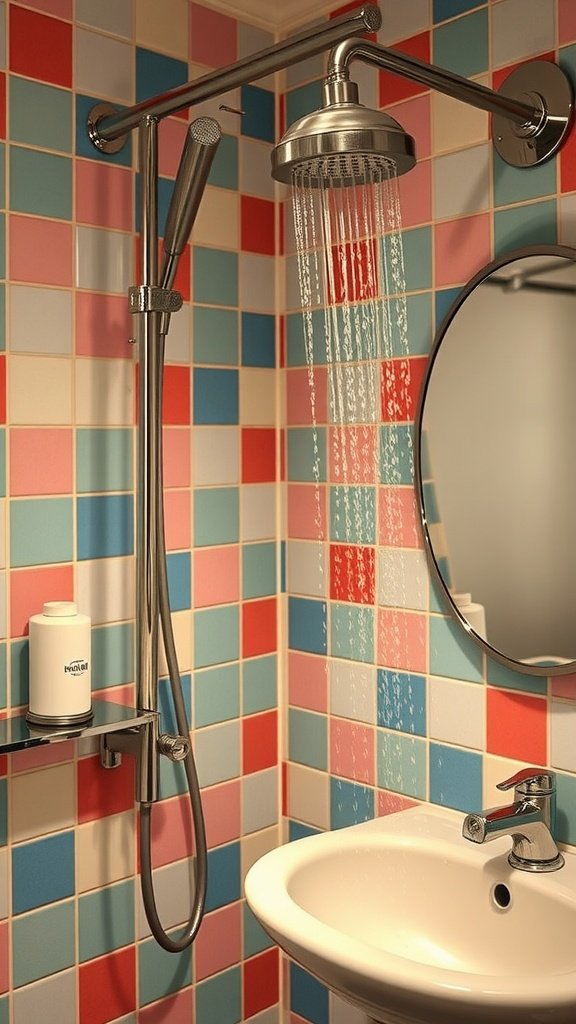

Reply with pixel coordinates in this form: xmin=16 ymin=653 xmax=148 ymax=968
xmin=493 ymin=60 xmax=574 ymax=167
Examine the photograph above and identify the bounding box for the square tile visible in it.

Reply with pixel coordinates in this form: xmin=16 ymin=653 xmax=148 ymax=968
xmin=10 ymin=498 xmax=72 ymax=567
xmin=12 ymin=902 xmax=75 ymax=987
xmin=9 ymin=7 xmax=71 ymax=87
xmin=433 ymin=8 xmax=488 ymax=77
xmin=75 ymin=28 xmax=133 ymax=103
xmin=429 ymin=742 xmax=482 ymax=811
xmin=10 ymin=78 xmax=71 ymax=152
xmin=491 ymin=0 xmax=555 ymax=67
xmin=12 ymin=832 xmax=74 ymax=914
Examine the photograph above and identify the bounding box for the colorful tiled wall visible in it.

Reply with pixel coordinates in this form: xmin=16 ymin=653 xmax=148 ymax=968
xmin=0 ymin=0 xmax=283 ymax=1020
xmin=284 ymin=1 xmax=576 ymax=1021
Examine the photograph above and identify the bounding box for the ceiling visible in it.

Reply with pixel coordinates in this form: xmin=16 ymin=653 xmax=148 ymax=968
xmin=200 ymin=0 xmax=341 ymax=32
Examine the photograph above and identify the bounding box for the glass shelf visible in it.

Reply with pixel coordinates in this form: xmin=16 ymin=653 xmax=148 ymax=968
xmin=0 ymin=701 xmax=155 ymax=754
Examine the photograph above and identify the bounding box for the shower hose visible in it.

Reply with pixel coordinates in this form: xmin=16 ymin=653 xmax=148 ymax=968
xmin=139 ymin=332 xmax=208 ymax=952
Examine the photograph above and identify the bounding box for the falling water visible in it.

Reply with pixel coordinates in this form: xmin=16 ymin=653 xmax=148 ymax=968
xmin=291 ymin=152 xmax=422 ymax=808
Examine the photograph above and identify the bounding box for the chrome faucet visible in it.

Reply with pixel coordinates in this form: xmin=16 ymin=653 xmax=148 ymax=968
xmin=462 ymin=768 xmax=565 ymax=872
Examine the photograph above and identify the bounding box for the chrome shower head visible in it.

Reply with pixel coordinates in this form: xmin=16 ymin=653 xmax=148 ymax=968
xmin=272 ymin=80 xmax=416 ymax=186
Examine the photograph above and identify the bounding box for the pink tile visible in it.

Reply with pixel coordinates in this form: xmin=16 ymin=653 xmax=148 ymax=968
xmin=163 ymin=428 xmax=190 ymax=488
xmin=378 ymin=486 xmax=423 ymax=548
xmin=287 ymin=367 xmax=327 ymax=425
xmin=0 ymin=922 xmax=7 ymax=994
xmin=388 ymin=93 xmax=431 ymax=160
xmin=14 ymin=0 xmax=72 ymax=17
xmin=559 ymin=0 xmax=576 ymax=44
xmin=377 ymin=608 xmax=427 ymax=673
xmin=330 ymin=719 xmax=375 ymax=784
xmin=164 ymin=489 xmax=191 ymax=551
xmin=288 ymin=652 xmax=328 ymax=712
xmin=10 ymin=215 xmax=72 ymax=287
xmin=193 ymin=546 xmax=239 ymax=607
xmin=377 ymin=790 xmax=418 ymax=815
xmin=139 ymin=990 xmax=193 ymax=1024
xmin=287 ymin=483 xmax=326 ymax=540
xmin=159 ymin=117 xmax=189 ymax=180
xmin=201 ymin=779 xmax=241 ymax=848
xmin=397 ymin=158 xmax=432 ymax=227
xmin=93 ymin=685 xmax=135 ymax=705
xmin=10 ymin=565 xmax=74 ymax=639
xmin=434 ymin=213 xmax=491 ymax=288
xmin=329 ymin=425 xmax=378 ymax=484
xmin=75 ymin=292 xmax=132 ymax=359
xmin=12 ymin=740 xmax=74 ymax=774
xmin=551 ymin=675 xmax=576 ymax=699
xmin=10 ymin=428 xmax=73 ymax=496
xmin=75 ymin=160 xmax=133 ymax=232
xmin=195 ymin=903 xmax=241 ymax=981
xmin=150 ymin=794 xmax=194 ymax=869
xmin=189 ymin=3 xmax=237 ymax=67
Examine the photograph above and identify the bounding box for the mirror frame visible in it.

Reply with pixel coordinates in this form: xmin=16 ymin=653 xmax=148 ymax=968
xmin=415 ymin=243 xmax=576 ymax=676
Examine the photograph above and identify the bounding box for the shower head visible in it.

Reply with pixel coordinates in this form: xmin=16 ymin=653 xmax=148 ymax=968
xmin=272 ymin=79 xmax=416 ymax=186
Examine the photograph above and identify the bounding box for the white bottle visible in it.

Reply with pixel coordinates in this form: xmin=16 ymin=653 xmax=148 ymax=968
xmin=27 ymin=601 xmax=92 ymax=726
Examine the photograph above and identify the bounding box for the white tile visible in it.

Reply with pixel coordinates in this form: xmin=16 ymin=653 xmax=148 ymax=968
xmin=159 ymin=609 xmax=191 ymax=676
xmin=10 ymin=355 xmax=72 ymax=425
xmin=492 ymin=0 xmax=555 ymax=67
xmin=10 ymin=286 xmax=72 ymax=355
xmin=241 ymin=483 xmax=276 ymax=541
xmin=195 ymin=720 xmax=240 ymax=787
xmin=241 ymin=826 xmax=278 ymax=880
xmin=138 ymin=860 xmax=193 ymax=939
xmin=238 ymin=21 xmax=275 ymax=90
xmin=287 ymin=762 xmax=329 ymax=830
xmin=164 ymin=304 xmax=191 ymax=364
xmin=330 ymin=660 xmax=376 ymax=724
xmin=77 ymin=811 xmax=135 ymax=891
xmin=13 ymin=970 xmax=76 ymax=1024
xmin=240 ymin=137 xmax=275 ymax=200
xmin=0 ymin=571 xmax=6 ymax=640
xmin=240 ymin=368 xmax=276 ymax=426
xmin=433 ymin=144 xmax=490 ymax=221
xmin=432 ymin=76 xmax=490 ymax=156
xmin=328 ymin=363 xmax=380 ymax=424
xmin=551 ymin=700 xmax=576 ymax=772
xmin=191 ymin=186 xmax=239 ymax=250
xmin=75 ymin=357 xmax=134 ymax=426
xmin=379 ymin=0 xmax=430 ymax=43
xmin=76 ymin=556 xmax=135 ymax=625
xmin=192 ymin=426 xmax=239 ymax=486
xmin=76 ymin=0 xmax=133 ymax=38
xmin=239 ymin=254 xmax=275 ymax=313
xmin=429 ymin=676 xmax=484 ymax=750
xmin=75 ymin=28 xmax=134 ymax=103
xmin=559 ymin=195 xmax=576 ymax=245
xmin=11 ymin=764 xmax=75 ymax=842
xmin=0 ymin=501 xmax=5 ymax=570
xmin=75 ymin=226 xmax=134 ymax=294
xmin=286 ymin=539 xmax=326 ymax=597
xmin=377 ymin=548 xmax=428 ymax=610
xmin=330 ymin=992 xmax=371 ymax=1024
xmin=243 ymin=768 xmax=278 ymax=834
xmin=484 ymin=754 xmax=530 ymax=807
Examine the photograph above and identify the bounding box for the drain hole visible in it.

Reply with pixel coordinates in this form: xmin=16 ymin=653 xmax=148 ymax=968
xmin=492 ymin=883 xmax=511 ymax=910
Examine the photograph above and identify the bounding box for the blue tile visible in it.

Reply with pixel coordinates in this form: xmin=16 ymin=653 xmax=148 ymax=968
xmin=75 ymin=95 xmax=133 ymax=167
xmin=330 ymin=778 xmax=374 ymax=829
xmin=13 ymin=832 xmax=74 ymax=914
xmin=12 ymin=901 xmax=75 ymax=987
xmin=377 ymin=670 xmax=426 ymax=736
xmin=196 ymin=965 xmax=241 ymax=1024
xmin=166 ymin=551 xmax=191 ymax=611
xmin=493 ymin=150 xmax=556 ymax=208
xmin=193 ymin=306 xmax=238 ymax=365
xmin=429 ymin=742 xmax=482 ymax=812
xmin=158 ymin=673 xmax=191 ymax=734
xmin=76 ymin=428 xmax=133 ymax=493
xmin=288 ymin=596 xmax=327 ymax=655
xmin=79 ymin=879 xmax=134 ymax=961
xmin=205 ymin=842 xmax=241 ymax=911
xmin=11 ymin=498 xmax=73 ymax=567
xmin=77 ymin=494 xmax=134 ymax=559
xmin=10 ymin=146 xmax=72 ymax=220
xmin=378 ymin=732 xmax=427 ymax=799
xmin=193 ymin=246 xmax=238 ymax=307
xmin=209 ymin=133 xmax=238 ymax=190
xmin=433 ymin=0 xmax=485 ymax=21
xmin=241 ymin=312 xmax=275 ymax=367
xmin=286 ymin=80 xmax=323 ymax=125
xmin=241 ymin=84 xmax=275 ymax=143
xmin=290 ymin=963 xmax=329 ymax=1024
xmin=403 ymin=292 xmax=434 ymax=357
xmin=429 ymin=614 xmax=484 ymax=682
xmin=435 ymin=287 xmax=461 ymax=328
xmin=193 ymin=368 xmax=238 ymax=425
xmin=288 ymin=708 xmax=327 ymax=770
xmin=0 ymin=646 xmax=6 ymax=711
xmin=11 ymin=78 xmax=72 ymax=153
xmin=136 ymin=48 xmax=188 ymax=104
xmin=289 ymin=820 xmax=321 ymax=841
xmin=0 ymin=997 xmax=6 ymax=1024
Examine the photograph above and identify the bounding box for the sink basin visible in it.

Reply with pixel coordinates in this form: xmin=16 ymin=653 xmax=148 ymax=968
xmin=244 ymin=804 xmax=576 ymax=1024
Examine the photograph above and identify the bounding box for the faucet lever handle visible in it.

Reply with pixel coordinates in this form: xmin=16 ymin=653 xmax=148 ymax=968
xmin=497 ymin=767 xmax=556 ymax=795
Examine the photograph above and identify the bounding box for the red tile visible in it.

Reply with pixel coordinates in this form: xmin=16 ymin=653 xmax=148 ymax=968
xmin=10 ymin=428 xmax=73 ymax=496
xmin=75 ymin=292 xmax=132 ymax=359
xmin=379 ymin=31 xmax=430 ymax=106
xmin=243 ymin=710 xmax=277 ymax=774
xmin=79 ymin=947 xmax=136 ymax=1024
xmin=244 ymin=948 xmax=279 ymax=1019
xmin=134 ymin=240 xmax=190 ymax=302
xmin=242 ymin=427 xmax=276 ymax=483
xmin=243 ymin=597 xmax=277 ymax=658
xmin=560 ymin=118 xmax=576 ymax=193
xmin=281 ymin=760 xmax=288 ymax=817
xmin=330 ymin=1 xmax=377 ymax=40
xmin=326 ymin=237 xmax=379 ymax=305
xmin=560 ymin=0 xmax=576 ymax=44
xmin=241 ymin=195 xmax=275 ymax=255
xmin=10 ymin=564 xmax=74 ymax=639
xmin=149 ymin=793 xmax=194 ymax=869
xmin=329 ymin=543 xmax=375 ymax=604
xmin=492 ymin=52 xmax=555 ymax=89
xmin=77 ymin=753 xmax=134 ymax=823
xmin=487 ymin=689 xmax=547 ymax=765
xmin=381 ymin=356 xmax=427 ymax=423
xmin=10 ymin=6 xmax=72 ymax=87
xmin=163 ymin=365 xmax=190 ymax=425
xmin=201 ymin=779 xmax=241 ymax=848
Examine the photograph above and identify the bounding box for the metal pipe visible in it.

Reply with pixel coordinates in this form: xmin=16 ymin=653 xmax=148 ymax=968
xmin=89 ymin=4 xmax=382 ymax=148
xmin=327 ymin=38 xmax=542 ymax=131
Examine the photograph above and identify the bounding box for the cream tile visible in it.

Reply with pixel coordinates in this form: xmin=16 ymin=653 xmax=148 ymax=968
xmin=11 ymin=764 xmax=75 ymax=843
xmin=377 ymin=548 xmax=428 ymax=611
xmin=240 ymin=368 xmax=276 ymax=426
xmin=75 ymin=357 xmax=134 ymax=426
xmin=10 ymin=286 xmax=72 ymax=355
xmin=240 ymin=138 xmax=275 ymax=200
xmin=239 ymin=254 xmax=275 ymax=314
xmin=484 ymin=755 xmax=530 ymax=807
xmin=241 ymin=825 xmax=278 ymax=880
xmin=195 ymin=721 xmax=240 ymax=788
xmin=76 ymin=556 xmax=135 ymax=625
xmin=75 ymin=29 xmax=134 ymax=104
xmin=191 ymin=186 xmax=239 ymax=250
xmin=137 ymin=860 xmax=194 ymax=939
xmin=432 ymin=76 xmax=490 ymax=156
xmin=75 ymin=226 xmax=134 ymax=295
xmin=241 ymin=483 xmax=276 ymax=541
xmin=242 ymin=768 xmax=278 ymax=834
xmin=379 ymin=0 xmax=430 ymax=44
xmin=492 ymin=0 xmax=555 ymax=67
xmin=77 ymin=811 xmax=135 ymax=891
xmin=286 ymin=539 xmax=326 ymax=597
xmin=429 ymin=676 xmax=484 ymax=750
xmin=329 ymin=660 xmax=376 ymax=724
xmin=10 ymin=356 xmax=72 ymax=425
xmin=192 ymin=427 xmax=239 ymax=486
xmin=159 ymin=609 xmax=191 ymax=676
xmin=551 ymin=700 xmax=576 ymax=772
xmin=164 ymin=304 xmax=191 ymax=364
xmin=330 ymin=992 xmax=371 ymax=1024
xmin=0 ymin=572 xmax=6 ymax=640
xmin=287 ymin=763 xmax=329 ymax=830
xmin=433 ymin=144 xmax=491 ymax=221
xmin=76 ymin=0 xmax=133 ymax=39
xmin=135 ymin=0 xmax=188 ymax=60
xmin=0 ymin=501 xmax=5 ymax=570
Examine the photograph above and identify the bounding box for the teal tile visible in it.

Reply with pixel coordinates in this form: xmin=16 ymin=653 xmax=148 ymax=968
xmin=138 ymin=935 xmax=192 ymax=1006
xmin=556 ymin=771 xmax=576 ymax=846
xmin=380 ymin=424 xmax=415 ymax=485
xmin=243 ymin=902 xmax=274 ymax=957
xmin=487 ymin=657 xmax=547 ymax=695
xmin=194 ymin=605 xmax=239 ymax=668
xmin=193 ymin=247 xmax=238 ymax=307
xmin=493 ymin=151 xmax=557 ymax=208
xmin=397 ymin=227 xmax=432 ymax=293
xmin=433 ymin=8 xmax=488 ymax=77
xmin=330 ymin=778 xmax=374 ymax=829
xmin=377 ymin=731 xmax=426 ymax=799
xmin=194 ymin=487 xmax=239 ymax=547
xmin=330 ymin=486 xmax=376 ymax=544
xmin=286 ymin=80 xmax=323 ymax=126
xmin=404 ymin=293 xmax=434 ymax=356
xmin=10 ymin=147 xmax=72 ymax=221
xmin=91 ymin=623 xmax=133 ymax=691
xmin=12 ymin=901 xmax=75 ymax=987
xmin=287 ymin=427 xmax=326 ymax=482
xmin=76 ymin=429 xmax=133 ymax=493
xmin=494 ymin=200 xmax=557 ymax=257
xmin=10 ymin=78 xmax=72 ymax=153
xmin=330 ymin=603 xmax=374 ymax=663
xmin=242 ymin=654 xmax=277 ymax=714
xmin=79 ymin=880 xmax=134 ymax=961
xmin=242 ymin=542 xmax=276 ymax=599
xmin=194 ymin=663 xmax=240 ymax=727
xmin=193 ymin=306 xmax=238 ymax=365
xmin=209 ymin=133 xmax=238 ymax=190
xmin=434 ymin=0 xmax=485 ymax=21
xmin=429 ymin=614 xmax=484 ymax=682
xmin=286 ymin=310 xmax=327 ymax=368
xmin=10 ymin=498 xmax=73 ymax=567
xmin=0 ymin=997 xmax=6 ymax=1024
xmin=0 ymin=644 xmax=6 ymax=710
xmin=195 ymin=965 xmax=241 ymax=1024
xmin=10 ymin=639 xmax=28 ymax=708
xmin=288 ymin=707 xmax=327 ymax=770
xmin=159 ymin=747 xmax=188 ymax=798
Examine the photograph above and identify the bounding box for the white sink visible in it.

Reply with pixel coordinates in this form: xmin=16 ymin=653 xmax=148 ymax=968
xmin=244 ymin=804 xmax=576 ymax=1024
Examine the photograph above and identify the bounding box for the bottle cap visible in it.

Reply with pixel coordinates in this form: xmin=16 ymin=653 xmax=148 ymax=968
xmin=42 ymin=601 xmax=78 ymax=617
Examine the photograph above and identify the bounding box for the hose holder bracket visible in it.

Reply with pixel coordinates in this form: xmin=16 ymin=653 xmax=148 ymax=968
xmin=129 ymin=285 xmax=183 ymax=315
xmin=100 ymin=712 xmax=160 ymax=804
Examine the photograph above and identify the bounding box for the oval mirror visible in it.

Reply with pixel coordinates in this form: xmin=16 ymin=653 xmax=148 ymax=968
xmin=416 ymin=245 xmax=576 ymax=675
